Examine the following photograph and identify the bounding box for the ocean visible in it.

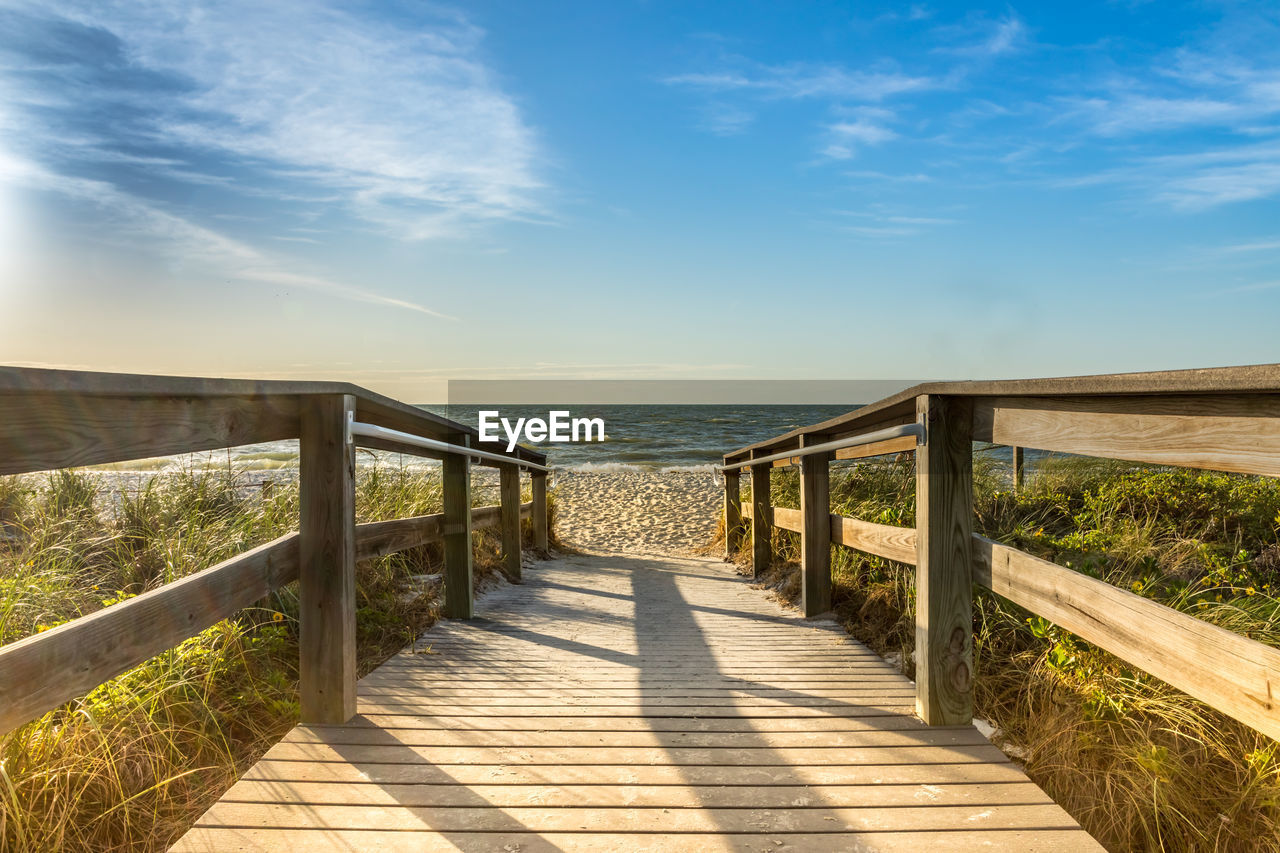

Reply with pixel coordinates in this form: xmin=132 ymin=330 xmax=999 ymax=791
xmin=95 ymin=404 xmax=863 ymax=473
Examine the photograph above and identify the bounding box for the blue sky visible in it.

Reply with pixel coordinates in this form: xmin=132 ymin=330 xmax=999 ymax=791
xmin=1 ymin=0 xmax=1278 ymax=400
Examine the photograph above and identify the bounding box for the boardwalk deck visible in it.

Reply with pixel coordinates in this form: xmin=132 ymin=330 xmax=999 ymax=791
xmin=173 ymin=553 xmax=1101 ymax=852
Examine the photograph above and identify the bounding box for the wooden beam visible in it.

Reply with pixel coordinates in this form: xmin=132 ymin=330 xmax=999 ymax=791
xmin=1012 ymin=446 xmax=1025 ymax=493
xmin=833 ymin=434 xmax=918 ymax=463
xmin=750 ymin=452 xmax=772 ymax=578
xmin=500 ymin=466 xmax=522 ymax=582
xmin=915 ymin=395 xmax=974 ymax=726
xmin=531 ymin=471 xmax=550 ymax=554
xmin=744 ymin=506 xmax=917 ymax=565
xmin=723 ymin=470 xmax=743 ymax=559
xmin=0 ymin=533 xmax=298 ymax=735
xmin=972 ymin=535 xmax=1280 ymax=743
xmin=973 ymin=393 xmax=1280 ymax=478
xmin=831 ymin=516 xmax=917 ymax=565
xmin=299 ymin=394 xmax=357 ymax=725
xmin=0 ymin=392 xmax=299 ymax=476
xmin=800 ymin=436 xmax=832 ymax=618
xmin=442 ymin=437 xmax=473 ymax=620
xmin=355 ymin=514 xmax=443 ymax=562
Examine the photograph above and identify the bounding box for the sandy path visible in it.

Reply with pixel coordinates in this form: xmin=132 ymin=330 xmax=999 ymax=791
xmin=552 ymin=470 xmax=721 ymax=556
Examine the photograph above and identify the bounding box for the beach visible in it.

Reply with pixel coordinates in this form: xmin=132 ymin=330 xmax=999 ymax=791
xmin=552 ymin=469 xmax=721 ymax=555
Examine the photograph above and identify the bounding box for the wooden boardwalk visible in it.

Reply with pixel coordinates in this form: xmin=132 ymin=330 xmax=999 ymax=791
xmin=174 ymin=553 xmax=1100 ymax=852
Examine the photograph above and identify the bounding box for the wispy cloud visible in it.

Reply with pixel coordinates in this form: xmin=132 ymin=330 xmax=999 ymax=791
xmin=665 ymin=63 xmax=936 ymax=102
xmin=822 ymin=109 xmax=898 ymax=159
xmin=0 ymin=150 xmax=455 ymax=318
xmin=935 ymin=14 xmax=1028 ymax=58
xmin=1 ymin=1 xmax=545 ymax=240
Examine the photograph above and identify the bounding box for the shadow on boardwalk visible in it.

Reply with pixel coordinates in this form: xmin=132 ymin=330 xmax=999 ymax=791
xmin=171 ymin=551 xmax=1099 ymax=852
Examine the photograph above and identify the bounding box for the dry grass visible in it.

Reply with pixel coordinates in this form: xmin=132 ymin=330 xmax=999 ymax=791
xmin=0 ymin=460 xmax=542 ymax=852
xmin=721 ymin=454 xmax=1280 ymax=852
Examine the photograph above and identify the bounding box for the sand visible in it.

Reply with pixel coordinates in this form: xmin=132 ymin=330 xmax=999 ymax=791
xmin=551 ymin=469 xmax=721 ymax=556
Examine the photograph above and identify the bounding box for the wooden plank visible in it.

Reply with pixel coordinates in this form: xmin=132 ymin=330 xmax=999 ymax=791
xmin=256 ymin=741 xmax=1005 ymax=766
xmin=0 ymin=533 xmax=298 ymax=735
xmin=973 ymin=393 xmax=1280 ymax=477
xmin=0 ymin=392 xmax=299 ymax=476
xmin=355 ymin=513 xmax=443 ymax=561
xmin=801 ymin=435 xmax=831 ymax=617
xmin=240 ymin=759 xmax=1029 ymax=787
xmin=750 ymin=453 xmax=771 ymax=577
xmin=833 ymin=433 xmax=919 ymax=462
xmin=830 ymin=516 xmax=917 ymax=565
xmin=175 ymin=828 xmax=1096 ymax=853
xmin=915 ymin=395 xmax=974 ymax=726
xmin=284 ymin=726 xmax=987 ymax=749
xmin=771 ymin=504 xmax=801 ymax=532
xmin=192 ymin=802 xmax=1078 ymax=834
xmin=176 ymin=547 xmax=1093 ymax=852
xmin=723 ymin=469 xmax=742 ymax=558
xmin=499 ymin=465 xmax=522 ymax=582
xmin=299 ymin=394 xmax=357 ymax=725
xmin=219 ymin=779 xmax=1051 ymax=809
xmin=531 ymin=471 xmax=549 ymax=553
xmin=973 ymin=534 xmax=1280 ymax=743
xmin=442 ymin=439 xmax=473 ymax=620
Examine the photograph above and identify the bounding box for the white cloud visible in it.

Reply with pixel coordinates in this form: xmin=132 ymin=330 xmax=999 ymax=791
xmin=7 ymin=0 xmax=544 ymax=240
xmin=822 ymin=110 xmax=898 ymax=159
xmin=665 ymin=64 xmax=935 ymax=102
xmin=0 ymin=151 xmax=454 ymax=318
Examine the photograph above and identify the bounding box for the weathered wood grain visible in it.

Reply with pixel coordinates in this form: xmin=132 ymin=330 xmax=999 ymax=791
xmin=0 ymin=533 xmax=299 ymax=735
xmin=800 ymin=435 xmax=832 ymax=617
xmin=831 ymin=516 xmax=917 ymax=564
xmin=0 ymin=392 xmax=299 ymax=476
xmin=442 ymin=439 xmax=473 ymax=620
xmin=973 ymin=394 xmax=1280 ymax=477
xmin=750 ymin=453 xmax=772 ymax=577
xmin=723 ymin=469 xmax=743 ymax=558
xmin=972 ymin=535 xmax=1280 ymax=743
xmin=499 ymin=466 xmax=522 ymax=582
xmin=915 ymin=395 xmax=974 ymax=726
xmin=723 ymin=362 xmax=1280 ymax=464
xmin=531 ymin=471 xmax=549 ymax=553
xmin=175 ymin=552 xmax=1097 ymax=852
xmin=299 ymin=394 xmax=357 ymax=725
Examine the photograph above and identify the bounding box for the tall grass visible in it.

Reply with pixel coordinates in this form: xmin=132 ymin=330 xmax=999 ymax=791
xmin=0 ymin=459 xmax=535 ymax=851
xmin=737 ymin=453 xmax=1280 ymax=852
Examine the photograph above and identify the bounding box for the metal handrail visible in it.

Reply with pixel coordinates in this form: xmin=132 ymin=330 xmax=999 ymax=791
xmin=717 ymin=422 xmax=925 ymax=471
xmin=349 ymin=419 xmax=553 ymax=472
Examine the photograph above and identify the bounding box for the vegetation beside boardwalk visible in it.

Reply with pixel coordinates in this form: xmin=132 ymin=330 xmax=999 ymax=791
xmin=734 ymin=455 xmax=1280 ymax=852
xmin=0 ymin=461 xmax=546 ymax=852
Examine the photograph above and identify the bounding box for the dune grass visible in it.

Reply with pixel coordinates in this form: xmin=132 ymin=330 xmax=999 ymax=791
xmin=734 ymin=453 xmax=1280 ymax=851
xmin=0 ymin=458 xmax=545 ymax=852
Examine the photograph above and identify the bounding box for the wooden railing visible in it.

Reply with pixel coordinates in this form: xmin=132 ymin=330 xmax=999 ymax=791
xmin=722 ymin=363 xmax=1280 ymax=740
xmin=0 ymin=367 xmax=549 ymax=733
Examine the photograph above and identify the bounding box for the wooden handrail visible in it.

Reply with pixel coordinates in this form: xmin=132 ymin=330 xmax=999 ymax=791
xmin=0 ymin=500 xmax=536 ymax=735
xmin=722 ymin=363 xmax=1280 ymax=739
xmin=0 ymin=365 xmax=553 ymax=734
xmin=722 ymin=362 xmax=1280 ymax=466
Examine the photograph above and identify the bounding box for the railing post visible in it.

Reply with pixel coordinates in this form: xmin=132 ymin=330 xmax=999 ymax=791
xmin=915 ymin=394 xmax=974 ymax=726
xmin=299 ymin=393 xmax=357 ymax=724
xmin=800 ymin=435 xmax=832 ymax=617
xmin=1012 ymin=445 xmax=1025 ymax=493
xmin=443 ymin=436 xmax=473 ymax=619
xmin=750 ymin=451 xmax=771 ymax=578
xmin=531 ymin=470 xmax=549 ymax=554
xmin=499 ymin=464 xmax=522 ymax=582
xmin=723 ymin=469 xmax=742 ymax=559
